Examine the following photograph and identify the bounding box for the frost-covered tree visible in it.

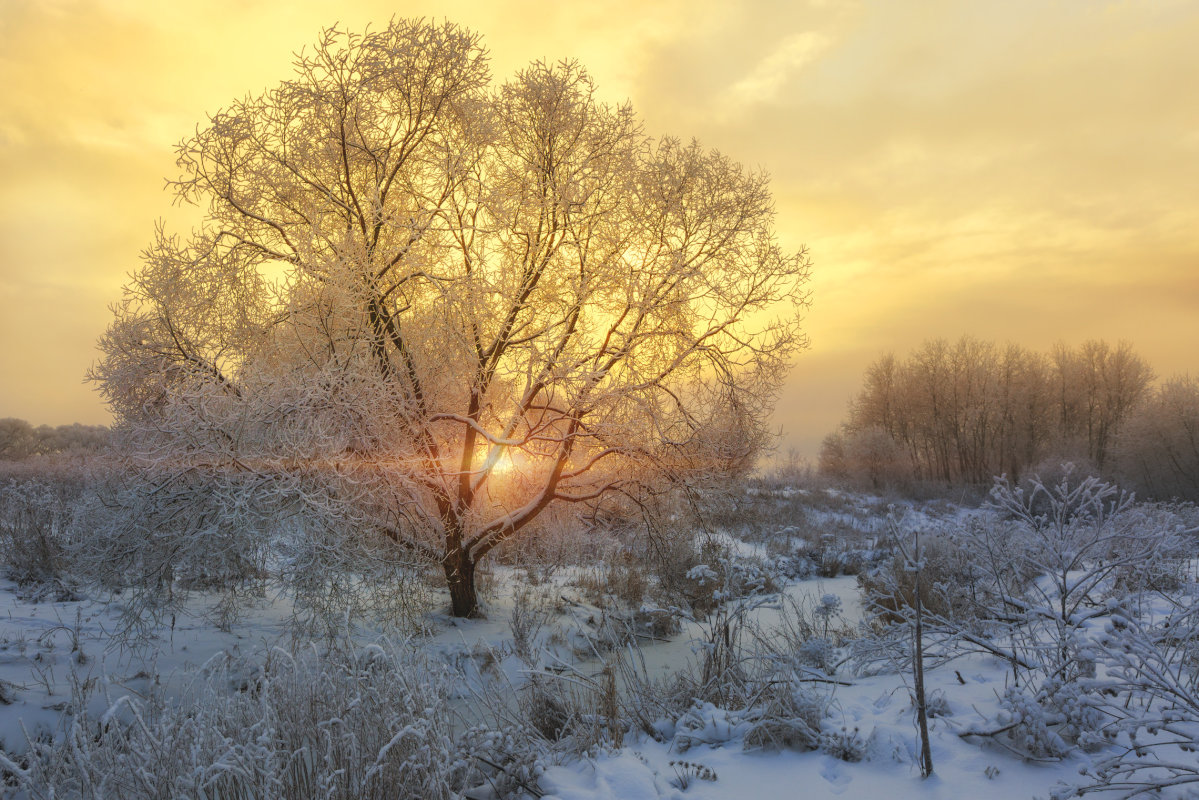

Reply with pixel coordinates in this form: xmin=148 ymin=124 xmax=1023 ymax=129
xmin=1051 ymin=340 xmax=1154 ymax=470
xmin=90 ymin=20 xmax=810 ymax=618
xmin=1113 ymin=376 xmax=1199 ymax=502
xmin=825 ymin=338 xmax=1152 ymax=487
xmin=0 ymin=418 xmax=35 ymax=460
xmin=0 ymin=419 xmax=109 ymax=460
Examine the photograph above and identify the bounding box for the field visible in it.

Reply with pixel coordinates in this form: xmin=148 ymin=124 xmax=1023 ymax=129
xmin=1 ymin=468 xmax=1197 ymax=799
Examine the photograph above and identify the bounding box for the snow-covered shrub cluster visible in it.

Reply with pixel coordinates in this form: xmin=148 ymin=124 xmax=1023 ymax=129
xmin=0 ymin=480 xmax=72 ymax=591
xmin=856 ymin=468 xmax=1199 ymax=795
xmin=0 ymin=459 xmax=438 ymax=640
xmin=856 ymin=532 xmax=978 ymax=624
xmin=1 ymin=642 xmax=473 ymax=800
xmin=756 ymin=495 xmax=891 ymax=583
xmin=1064 ymin=600 xmax=1199 ymax=797
xmin=609 ymin=589 xmax=862 ymax=763
xmin=579 ymin=515 xmax=785 ymax=618
xmin=680 ymin=550 xmax=780 ymax=616
xmin=741 ymin=679 xmax=828 ymax=751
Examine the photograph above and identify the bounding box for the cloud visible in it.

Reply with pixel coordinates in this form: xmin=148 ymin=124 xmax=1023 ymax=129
xmin=723 ymin=31 xmax=831 ymax=112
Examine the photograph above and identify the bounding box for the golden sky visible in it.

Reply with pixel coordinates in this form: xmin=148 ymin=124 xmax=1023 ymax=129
xmin=2 ymin=0 xmax=1196 ymax=458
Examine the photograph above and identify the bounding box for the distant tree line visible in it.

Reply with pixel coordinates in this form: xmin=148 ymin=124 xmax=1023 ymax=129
xmin=819 ymin=338 xmax=1199 ymax=501
xmin=0 ymin=418 xmax=110 ymax=460
xmin=1113 ymin=375 xmax=1199 ymax=502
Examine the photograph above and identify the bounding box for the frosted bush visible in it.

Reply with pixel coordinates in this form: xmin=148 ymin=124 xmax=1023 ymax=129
xmin=818 ymin=724 xmax=870 ymax=762
xmin=796 ymin=636 xmax=836 ymax=672
xmin=679 ymin=552 xmax=781 ymax=616
xmin=0 ymin=479 xmax=75 ymax=593
xmin=1062 ymin=602 xmax=1199 ymax=797
xmin=4 ymin=642 xmax=466 ymax=800
xmin=675 ymin=702 xmax=747 ymax=752
xmin=743 ymin=680 xmax=828 ymax=752
xmin=995 ymin=685 xmax=1073 ymax=759
xmin=452 ymin=725 xmax=551 ymax=799
xmin=770 ymin=552 xmax=815 ymax=580
xmin=990 ymin=677 xmax=1110 ymax=761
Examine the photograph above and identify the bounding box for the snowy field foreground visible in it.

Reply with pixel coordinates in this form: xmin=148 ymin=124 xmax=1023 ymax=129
xmin=0 ymin=575 xmax=1078 ymax=800
xmin=1 ymin=478 xmax=1198 ymax=799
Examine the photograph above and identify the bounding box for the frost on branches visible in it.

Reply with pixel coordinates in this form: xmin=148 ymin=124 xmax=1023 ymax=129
xmin=88 ymin=20 xmax=811 ymax=619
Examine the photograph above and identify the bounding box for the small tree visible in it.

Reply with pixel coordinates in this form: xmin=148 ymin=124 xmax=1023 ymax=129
xmin=875 ymin=517 xmax=934 ymax=777
xmin=91 ymin=20 xmax=810 ymax=618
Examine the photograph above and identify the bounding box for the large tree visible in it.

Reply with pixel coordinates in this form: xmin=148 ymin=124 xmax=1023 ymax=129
xmin=92 ymin=20 xmax=810 ymax=618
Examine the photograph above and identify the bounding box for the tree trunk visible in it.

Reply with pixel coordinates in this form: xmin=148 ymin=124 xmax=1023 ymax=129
xmin=444 ymin=550 xmax=480 ymax=618
xmin=913 ymin=530 xmax=934 ymax=778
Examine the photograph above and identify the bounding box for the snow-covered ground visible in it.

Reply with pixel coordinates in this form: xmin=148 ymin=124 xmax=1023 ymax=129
xmin=537 ymin=667 xmax=1071 ymax=800
xmin=0 ymin=573 xmax=1098 ymax=799
xmin=0 ymin=580 xmax=297 ymax=753
xmin=1 ymin=483 xmax=1197 ymax=799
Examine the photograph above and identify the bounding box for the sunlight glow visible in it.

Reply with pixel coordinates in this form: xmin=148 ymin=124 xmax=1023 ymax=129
xmin=1 ymin=0 xmax=1195 ymax=463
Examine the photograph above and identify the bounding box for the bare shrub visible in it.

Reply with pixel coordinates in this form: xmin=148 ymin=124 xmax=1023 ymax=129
xmin=742 ymin=679 xmax=827 ymax=751
xmin=857 ymin=533 xmax=977 ymax=623
xmin=509 ymin=587 xmax=553 ymax=665
xmin=573 ymin=555 xmax=650 ymax=610
xmin=0 ymin=479 xmax=82 ymax=595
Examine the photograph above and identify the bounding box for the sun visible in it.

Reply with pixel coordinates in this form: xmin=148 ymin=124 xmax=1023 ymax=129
xmin=490 ymin=451 xmax=516 ymax=476
xmin=475 ymin=445 xmax=520 ymax=479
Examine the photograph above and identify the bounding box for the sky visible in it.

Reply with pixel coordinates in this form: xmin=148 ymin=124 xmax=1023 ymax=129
xmin=1 ymin=0 xmax=1196 ymax=460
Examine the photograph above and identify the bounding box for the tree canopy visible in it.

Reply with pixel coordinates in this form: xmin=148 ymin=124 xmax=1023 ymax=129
xmin=92 ymin=19 xmax=810 ymax=617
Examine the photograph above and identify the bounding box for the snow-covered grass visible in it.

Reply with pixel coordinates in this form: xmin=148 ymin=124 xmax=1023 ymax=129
xmin=1 ymin=474 xmax=1198 ymax=799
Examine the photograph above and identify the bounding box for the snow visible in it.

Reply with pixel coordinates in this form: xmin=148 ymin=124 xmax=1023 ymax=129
xmin=2 ymin=485 xmax=1197 ymax=799
xmin=0 ymin=571 xmax=1090 ymax=799
xmin=536 ymin=654 xmax=1075 ymax=800
xmin=0 ymin=578 xmax=297 ymax=753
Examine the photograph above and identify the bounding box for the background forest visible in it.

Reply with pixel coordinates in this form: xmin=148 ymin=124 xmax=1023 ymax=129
xmin=819 ymin=337 xmax=1199 ymax=503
